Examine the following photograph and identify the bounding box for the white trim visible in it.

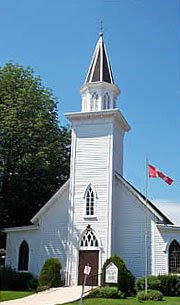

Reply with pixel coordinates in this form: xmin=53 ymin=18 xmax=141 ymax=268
xmin=83 ymin=183 xmax=97 ymax=218
xmin=107 ymin=123 xmax=113 ymax=258
xmin=83 ymin=183 xmax=98 ymax=199
xmin=66 ymin=129 xmax=77 ymax=286
xmin=157 ymin=224 xmax=180 ymax=231
xmin=80 ymin=81 xmax=120 ymax=98
xmin=84 ymin=216 xmax=97 ymax=221
xmin=65 ymin=109 xmax=130 ymax=133
xmin=100 ymin=36 xmax=103 ymax=82
xmin=2 ymin=225 xmax=39 ymax=233
xmin=80 ymin=246 xmax=99 ymax=251
xmin=79 ymin=227 xmax=103 ymax=249
xmin=31 ymin=179 xmax=70 ymax=223
xmin=151 ymin=221 xmax=156 ymax=275
xmin=167 ymin=239 xmax=180 ymax=274
xmin=103 ymin=42 xmax=114 ymax=84
xmin=163 ymin=237 xmax=180 ymax=253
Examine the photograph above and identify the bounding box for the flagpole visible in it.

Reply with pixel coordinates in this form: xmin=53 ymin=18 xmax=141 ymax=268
xmin=145 ymin=158 xmax=148 ymax=295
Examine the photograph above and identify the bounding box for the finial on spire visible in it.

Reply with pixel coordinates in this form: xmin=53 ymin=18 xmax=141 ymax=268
xmin=99 ymin=20 xmax=103 ymax=37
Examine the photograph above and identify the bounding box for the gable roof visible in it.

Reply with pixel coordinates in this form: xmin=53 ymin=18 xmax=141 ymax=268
xmin=31 ymin=179 xmax=70 ymax=224
xmin=115 ymin=171 xmax=173 ymax=225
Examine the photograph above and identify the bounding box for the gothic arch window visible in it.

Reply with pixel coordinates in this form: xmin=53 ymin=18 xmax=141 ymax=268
xmin=18 ymin=240 xmax=29 ymax=271
xmin=169 ymin=240 xmax=180 ymax=273
xmin=91 ymin=92 xmax=98 ymax=111
xmin=103 ymin=93 xmax=110 ymax=109
xmin=80 ymin=226 xmax=99 ymax=248
xmin=85 ymin=186 xmax=95 ymax=216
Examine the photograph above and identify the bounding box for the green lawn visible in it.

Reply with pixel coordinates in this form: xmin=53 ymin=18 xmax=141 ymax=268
xmin=58 ymin=297 xmax=180 ymax=305
xmin=0 ymin=291 xmax=34 ymax=302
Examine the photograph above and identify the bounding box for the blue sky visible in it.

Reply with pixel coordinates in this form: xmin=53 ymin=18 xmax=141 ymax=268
xmin=0 ymin=0 xmax=179 ymax=223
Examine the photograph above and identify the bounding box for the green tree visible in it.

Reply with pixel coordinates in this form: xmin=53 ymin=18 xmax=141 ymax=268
xmin=0 ymin=62 xmax=70 ymax=228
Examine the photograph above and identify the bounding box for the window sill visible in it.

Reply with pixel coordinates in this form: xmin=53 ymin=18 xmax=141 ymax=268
xmin=84 ymin=216 xmax=97 ymax=221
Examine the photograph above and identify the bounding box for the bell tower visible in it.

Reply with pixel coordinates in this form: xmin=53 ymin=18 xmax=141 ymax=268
xmin=81 ymin=33 xmax=120 ymax=112
xmin=65 ymin=33 xmax=130 ymax=286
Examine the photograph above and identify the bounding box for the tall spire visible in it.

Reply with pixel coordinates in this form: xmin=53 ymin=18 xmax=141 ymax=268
xmin=80 ymin=33 xmax=120 ymax=113
xmin=85 ymin=32 xmax=114 ymax=84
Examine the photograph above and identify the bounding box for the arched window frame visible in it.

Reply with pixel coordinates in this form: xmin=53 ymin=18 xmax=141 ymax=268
xmin=18 ymin=240 xmax=29 ymax=271
xmin=79 ymin=225 xmax=99 ymax=250
xmin=103 ymin=92 xmax=110 ymax=109
xmin=168 ymin=240 xmax=180 ymax=274
xmin=84 ymin=184 xmax=97 ymax=219
xmin=91 ymin=92 xmax=98 ymax=111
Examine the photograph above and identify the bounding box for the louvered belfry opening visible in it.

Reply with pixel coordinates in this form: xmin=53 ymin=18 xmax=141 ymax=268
xmin=169 ymin=240 xmax=180 ymax=273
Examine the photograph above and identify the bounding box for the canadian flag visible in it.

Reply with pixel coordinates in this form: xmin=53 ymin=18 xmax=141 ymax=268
xmin=148 ymin=164 xmax=173 ymax=185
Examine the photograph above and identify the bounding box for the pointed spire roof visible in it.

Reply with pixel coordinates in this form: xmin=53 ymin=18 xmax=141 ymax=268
xmin=85 ymin=33 xmax=114 ymax=84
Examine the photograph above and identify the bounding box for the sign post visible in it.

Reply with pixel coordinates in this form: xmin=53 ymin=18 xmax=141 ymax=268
xmin=79 ymin=265 xmax=91 ymax=305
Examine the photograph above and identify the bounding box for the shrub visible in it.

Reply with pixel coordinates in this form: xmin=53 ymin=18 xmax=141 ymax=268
xmin=137 ymin=290 xmax=163 ymax=301
xmin=101 ymin=256 xmax=135 ymax=295
xmin=27 ymin=277 xmax=39 ymax=291
xmin=36 ymin=285 xmax=50 ymax=292
xmin=135 ymin=276 xmax=161 ymax=292
xmin=0 ymin=266 xmax=38 ymax=291
xmin=38 ymin=258 xmax=61 ymax=289
xmin=158 ymin=274 xmax=180 ymax=296
xmin=135 ymin=274 xmax=180 ymax=296
xmin=88 ymin=286 xmax=125 ymax=299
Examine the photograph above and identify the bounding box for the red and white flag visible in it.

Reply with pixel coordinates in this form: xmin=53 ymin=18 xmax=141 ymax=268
xmin=148 ymin=164 xmax=173 ymax=185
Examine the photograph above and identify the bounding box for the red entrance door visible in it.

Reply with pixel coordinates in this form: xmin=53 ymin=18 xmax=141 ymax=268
xmin=78 ymin=250 xmax=99 ymax=286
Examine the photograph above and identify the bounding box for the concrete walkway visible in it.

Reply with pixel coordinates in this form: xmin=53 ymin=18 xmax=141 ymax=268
xmin=1 ymin=286 xmax=91 ymax=305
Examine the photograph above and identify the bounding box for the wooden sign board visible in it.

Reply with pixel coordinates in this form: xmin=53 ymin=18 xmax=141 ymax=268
xmin=105 ymin=262 xmax=118 ymax=283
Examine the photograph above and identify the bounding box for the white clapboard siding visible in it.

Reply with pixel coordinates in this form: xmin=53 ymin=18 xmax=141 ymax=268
xmin=68 ymin=117 xmax=116 ymax=285
xmin=5 ymin=185 xmax=70 ymax=277
xmin=112 ymin=177 xmax=158 ymax=278
xmin=153 ymin=225 xmax=180 ymax=275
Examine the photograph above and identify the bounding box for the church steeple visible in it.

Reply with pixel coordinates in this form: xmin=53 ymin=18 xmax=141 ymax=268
xmin=80 ymin=33 xmax=120 ymax=112
xmin=85 ymin=32 xmax=114 ymax=84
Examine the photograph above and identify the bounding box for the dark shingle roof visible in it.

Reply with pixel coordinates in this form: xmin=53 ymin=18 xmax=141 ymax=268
xmin=85 ymin=33 xmax=114 ymax=84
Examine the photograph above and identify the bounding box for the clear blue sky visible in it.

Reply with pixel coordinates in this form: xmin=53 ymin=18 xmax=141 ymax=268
xmin=0 ymin=0 xmax=179 ymax=223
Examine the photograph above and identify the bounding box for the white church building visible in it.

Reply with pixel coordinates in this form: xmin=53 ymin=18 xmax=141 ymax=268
xmin=4 ymin=33 xmax=180 ymax=286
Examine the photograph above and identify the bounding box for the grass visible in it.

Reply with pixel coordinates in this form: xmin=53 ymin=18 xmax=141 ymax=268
xmin=57 ymin=296 xmax=180 ymax=305
xmin=0 ymin=290 xmax=34 ymax=302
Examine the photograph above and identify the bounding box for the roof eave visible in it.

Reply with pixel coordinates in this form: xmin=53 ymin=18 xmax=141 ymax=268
xmin=115 ymin=171 xmax=173 ymax=225
xmin=2 ymin=224 xmax=39 ymax=233
xmin=31 ymin=179 xmax=70 ymax=224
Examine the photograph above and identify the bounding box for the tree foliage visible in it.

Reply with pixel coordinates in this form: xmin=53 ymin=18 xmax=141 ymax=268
xmin=0 ymin=62 xmax=70 ymax=228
